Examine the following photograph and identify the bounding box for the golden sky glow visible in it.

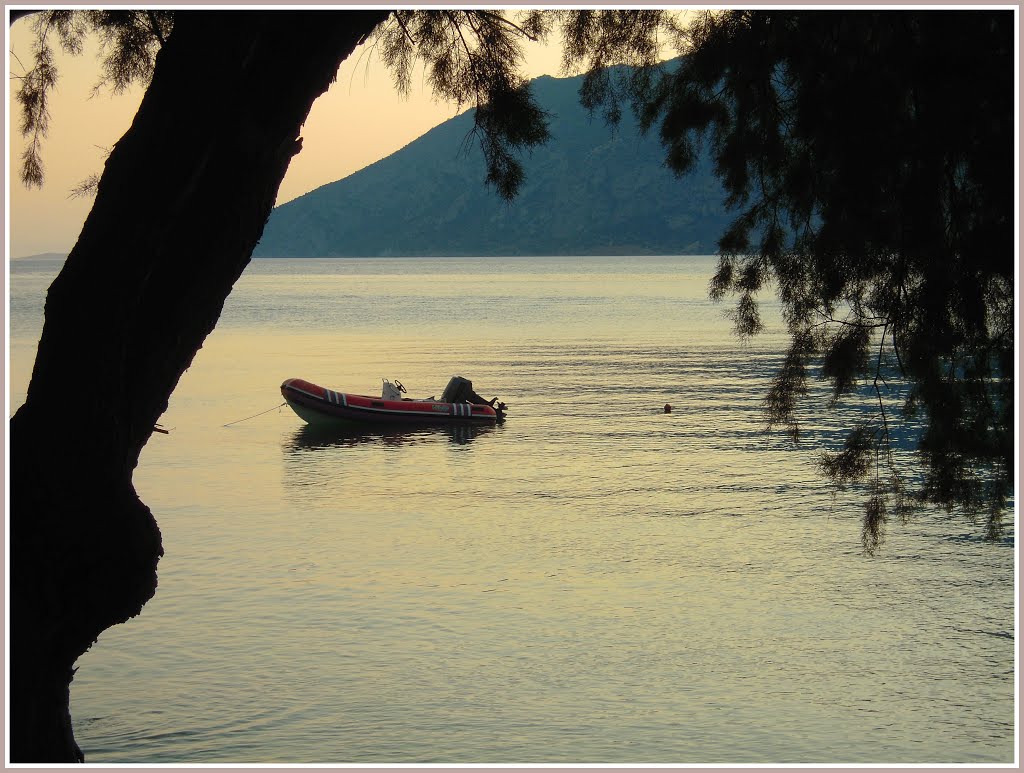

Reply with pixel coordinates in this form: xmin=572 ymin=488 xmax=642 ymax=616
xmin=6 ymin=11 xmax=568 ymax=257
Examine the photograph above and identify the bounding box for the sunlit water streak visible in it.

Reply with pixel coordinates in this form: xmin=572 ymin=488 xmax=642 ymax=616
xmin=7 ymin=255 xmax=1015 ymax=764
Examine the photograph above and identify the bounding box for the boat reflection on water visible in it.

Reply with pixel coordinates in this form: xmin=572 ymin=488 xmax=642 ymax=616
xmin=284 ymin=419 xmax=499 ymax=453
xmin=281 ymin=421 xmax=501 ymax=497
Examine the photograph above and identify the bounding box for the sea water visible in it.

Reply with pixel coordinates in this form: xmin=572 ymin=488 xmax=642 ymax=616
xmin=6 ymin=255 xmax=1016 ymax=764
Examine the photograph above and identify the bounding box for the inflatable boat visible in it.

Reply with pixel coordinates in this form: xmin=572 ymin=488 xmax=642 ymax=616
xmin=281 ymin=375 xmax=506 ymax=427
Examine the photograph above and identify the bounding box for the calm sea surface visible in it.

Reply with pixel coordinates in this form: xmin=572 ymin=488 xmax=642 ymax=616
xmin=7 ymin=255 xmax=1017 ymax=764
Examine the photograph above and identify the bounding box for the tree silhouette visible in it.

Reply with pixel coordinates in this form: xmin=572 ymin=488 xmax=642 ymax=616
xmin=595 ymin=9 xmax=1014 ymax=550
xmin=8 ymin=8 xmax=680 ymax=760
xmin=9 ymin=7 xmax=1014 ymax=761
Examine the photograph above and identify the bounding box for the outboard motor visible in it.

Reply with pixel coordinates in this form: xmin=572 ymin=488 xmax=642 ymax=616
xmin=441 ymin=375 xmax=507 ymax=419
xmin=440 ymin=376 xmax=480 ymax=404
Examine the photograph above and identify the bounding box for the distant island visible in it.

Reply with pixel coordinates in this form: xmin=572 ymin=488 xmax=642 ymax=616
xmin=10 ymin=252 xmax=68 ymax=261
xmin=254 ymin=67 xmax=730 ymax=258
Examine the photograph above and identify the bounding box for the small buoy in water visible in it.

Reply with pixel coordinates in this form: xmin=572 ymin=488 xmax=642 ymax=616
xmin=663 ymin=403 xmax=672 ymax=413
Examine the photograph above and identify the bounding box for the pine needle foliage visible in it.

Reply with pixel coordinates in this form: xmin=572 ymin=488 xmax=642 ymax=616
xmin=603 ymin=9 xmax=1015 ymax=549
xmin=373 ymin=9 xmax=551 ymax=198
xmin=370 ymin=9 xmax=683 ymax=199
xmin=14 ymin=10 xmax=173 ymax=188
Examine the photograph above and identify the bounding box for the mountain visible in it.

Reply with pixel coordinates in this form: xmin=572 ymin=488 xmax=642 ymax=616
xmin=254 ymin=70 xmax=730 ymax=258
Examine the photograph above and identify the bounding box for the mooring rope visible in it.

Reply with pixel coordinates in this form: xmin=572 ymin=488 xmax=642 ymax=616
xmin=223 ymin=402 xmax=286 ymax=427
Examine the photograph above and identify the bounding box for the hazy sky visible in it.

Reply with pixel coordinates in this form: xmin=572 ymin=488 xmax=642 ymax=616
xmin=6 ymin=11 xmax=571 ymax=257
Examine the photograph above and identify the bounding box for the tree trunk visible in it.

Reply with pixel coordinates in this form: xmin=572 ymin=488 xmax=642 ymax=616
xmin=9 ymin=9 xmax=390 ymax=761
